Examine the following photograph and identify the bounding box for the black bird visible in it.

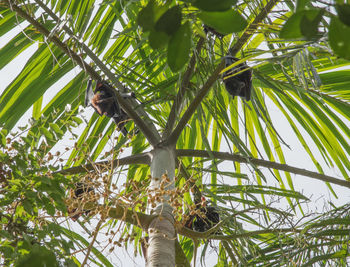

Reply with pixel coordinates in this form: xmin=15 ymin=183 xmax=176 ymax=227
xmin=222 ymin=56 xmax=252 ymax=101
xmin=85 ymin=80 xmax=133 ymax=136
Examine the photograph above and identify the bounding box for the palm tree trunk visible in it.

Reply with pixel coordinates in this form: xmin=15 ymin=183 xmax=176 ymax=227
xmin=147 ymin=146 xmax=176 ymax=266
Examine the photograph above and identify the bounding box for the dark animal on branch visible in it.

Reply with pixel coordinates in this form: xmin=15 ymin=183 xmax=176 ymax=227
xmin=85 ymin=79 xmax=135 ymax=136
xmin=185 ymin=197 xmax=220 ymax=233
xmin=68 ymin=182 xmax=94 ymax=221
xmin=222 ymin=56 xmax=252 ymax=101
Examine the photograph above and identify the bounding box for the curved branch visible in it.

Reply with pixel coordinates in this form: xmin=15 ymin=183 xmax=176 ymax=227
xmin=176 ymin=149 xmax=350 ymax=189
xmin=309 ymin=88 xmax=350 ymax=109
xmin=166 ymin=0 xmax=279 ymax=145
xmin=9 ymin=0 xmax=160 ymax=146
xmin=166 ymin=61 xmax=224 ymax=145
xmin=107 ymin=204 xmax=155 ymax=230
xmin=57 ymin=152 xmax=150 ymax=175
xmin=176 ymin=221 xmax=300 ymax=240
xmin=209 ymin=228 xmax=301 ymax=241
xmin=5 ymin=1 xmax=99 ymax=78
xmin=67 ymin=199 xmax=155 ymax=229
xmin=176 ymin=159 xmax=202 ymax=204
xmin=229 ymin=0 xmax=279 ymax=56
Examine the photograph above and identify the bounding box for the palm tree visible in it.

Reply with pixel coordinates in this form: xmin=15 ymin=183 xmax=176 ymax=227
xmin=1 ymin=0 xmax=350 ymax=266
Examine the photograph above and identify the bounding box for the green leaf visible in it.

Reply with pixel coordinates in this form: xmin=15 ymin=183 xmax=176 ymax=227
xmin=280 ymin=10 xmax=323 ymax=40
xmin=300 ymin=9 xmax=324 ymax=39
xmin=0 ymin=46 xmax=73 ymax=131
xmin=0 ymin=27 xmax=40 ymax=71
xmin=280 ymin=12 xmax=304 ymax=39
xmin=137 ymin=0 xmax=168 ymax=32
xmin=44 ymin=200 xmax=55 ymax=216
xmin=329 ymin=17 xmax=350 ymax=60
xmin=0 ymin=131 xmax=5 ymax=147
xmin=60 ymin=227 xmax=113 ymax=267
xmin=137 ymin=0 xmax=156 ymax=31
xmin=49 ymin=123 xmax=64 ymax=136
xmin=89 ymin=7 xmax=117 ymax=53
xmin=198 ymin=10 xmax=247 ymax=34
xmin=335 ymin=4 xmax=350 ymax=27
xmin=149 ymin=30 xmax=170 ymax=49
xmin=39 ymin=127 xmax=54 ymax=140
xmin=167 ymin=22 xmax=192 ymax=72
xmin=155 ymin=6 xmax=182 ymax=35
xmin=71 ymin=116 xmax=83 ymax=125
xmin=295 ymin=0 xmax=311 ymax=12
xmin=15 ymin=245 xmax=59 ymax=267
xmin=32 ymin=96 xmax=42 ymax=119
xmin=22 ymin=199 xmax=33 ymax=214
xmin=0 ymin=230 xmax=12 ymax=239
xmin=0 ymin=8 xmax=25 ymax=38
xmin=193 ymin=0 xmax=237 ymax=12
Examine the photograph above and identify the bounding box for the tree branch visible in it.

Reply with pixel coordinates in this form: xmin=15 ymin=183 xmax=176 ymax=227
xmin=5 ymin=1 xmax=99 ymax=77
xmin=59 ymin=154 xmax=202 ymax=205
xmin=166 ymin=0 xmax=279 ymax=145
xmin=81 ymin=216 xmax=104 ymax=267
xmin=163 ymin=38 xmax=204 ymax=139
xmin=69 ymin=199 xmax=155 ymax=229
xmin=177 ymin=223 xmax=300 ymax=240
xmin=166 ymin=61 xmax=224 ymax=146
xmin=209 ymin=228 xmax=301 ymax=241
xmin=57 ymin=152 xmax=150 ymax=175
xmin=176 ymin=149 xmax=350 ymax=189
xmin=176 ymin=159 xmax=202 ymax=204
xmin=9 ymin=0 xmax=160 ymax=146
xmin=107 ymin=204 xmax=155 ymax=230
xmin=309 ymin=88 xmax=350 ymax=109
xmin=229 ymin=0 xmax=279 ymax=56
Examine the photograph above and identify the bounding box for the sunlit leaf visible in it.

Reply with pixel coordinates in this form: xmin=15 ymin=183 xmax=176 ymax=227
xmin=280 ymin=9 xmax=323 ymax=39
xmin=155 ymin=5 xmax=182 ymax=35
xmin=167 ymin=22 xmax=191 ymax=72
xmin=149 ymin=30 xmax=169 ymax=49
xmin=193 ymin=0 xmax=237 ymax=12
xmin=15 ymin=245 xmax=59 ymax=267
xmin=198 ymin=10 xmax=247 ymax=34
xmin=137 ymin=0 xmax=156 ymax=31
xmin=335 ymin=4 xmax=350 ymax=27
xmin=329 ymin=17 xmax=350 ymax=60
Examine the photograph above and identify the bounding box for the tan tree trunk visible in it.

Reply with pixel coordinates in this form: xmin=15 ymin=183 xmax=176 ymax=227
xmin=146 ymin=147 xmax=176 ymax=266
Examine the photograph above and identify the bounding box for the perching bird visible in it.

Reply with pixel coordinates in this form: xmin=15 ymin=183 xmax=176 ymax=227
xmin=222 ymin=56 xmax=252 ymax=101
xmin=85 ymin=79 xmax=133 ymax=136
